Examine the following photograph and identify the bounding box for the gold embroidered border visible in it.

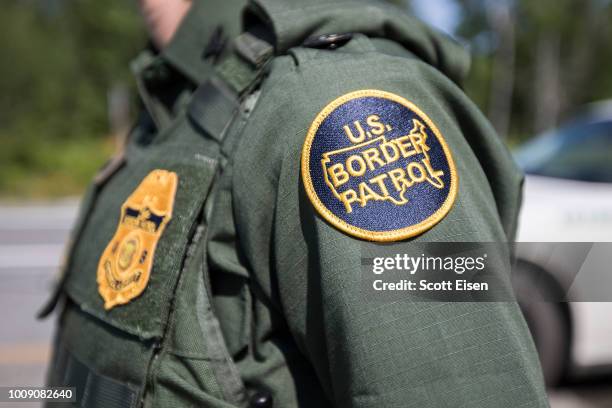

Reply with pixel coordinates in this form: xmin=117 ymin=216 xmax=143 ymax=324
xmin=301 ymin=89 xmax=458 ymax=242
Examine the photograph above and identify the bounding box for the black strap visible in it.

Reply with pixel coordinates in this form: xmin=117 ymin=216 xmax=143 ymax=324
xmin=47 ymin=342 xmax=138 ymax=408
xmin=187 ymin=30 xmax=274 ymax=142
xmin=188 ymin=77 xmax=240 ymax=141
xmin=233 ymin=32 xmax=274 ymax=68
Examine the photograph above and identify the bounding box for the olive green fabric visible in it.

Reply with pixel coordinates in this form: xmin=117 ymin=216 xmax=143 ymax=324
xmin=209 ymin=1 xmax=546 ymax=407
xmin=46 ymin=0 xmax=548 ymax=407
xmin=247 ymin=0 xmax=471 ymax=85
xmin=218 ymin=47 xmax=547 ymax=408
xmin=46 ymin=0 xmax=250 ymax=406
xmin=162 ymin=0 xmax=247 ymax=84
xmin=130 ymin=0 xmax=248 ymax=131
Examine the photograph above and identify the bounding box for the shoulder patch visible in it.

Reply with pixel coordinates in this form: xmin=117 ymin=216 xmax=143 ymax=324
xmin=301 ymin=89 xmax=458 ymax=242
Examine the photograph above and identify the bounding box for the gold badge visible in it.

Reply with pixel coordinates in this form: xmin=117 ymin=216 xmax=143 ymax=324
xmin=97 ymin=169 xmax=178 ymax=310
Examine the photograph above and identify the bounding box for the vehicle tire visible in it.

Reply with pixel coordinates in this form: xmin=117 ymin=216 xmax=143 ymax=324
xmin=512 ymin=261 xmax=571 ymax=387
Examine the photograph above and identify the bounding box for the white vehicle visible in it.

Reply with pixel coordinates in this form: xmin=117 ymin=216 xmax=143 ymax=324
xmin=513 ymin=105 xmax=612 ymax=386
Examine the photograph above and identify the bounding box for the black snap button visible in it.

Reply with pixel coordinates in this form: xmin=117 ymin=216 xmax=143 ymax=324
xmin=154 ymin=64 xmax=171 ymax=81
xmin=303 ymin=33 xmax=353 ymax=50
xmin=143 ymin=62 xmax=171 ymax=88
xmin=249 ymin=391 xmax=273 ymax=408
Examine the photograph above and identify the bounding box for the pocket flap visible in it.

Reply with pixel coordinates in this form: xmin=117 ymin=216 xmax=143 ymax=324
xmin=64 ymin=148 xmax=218 ymax=340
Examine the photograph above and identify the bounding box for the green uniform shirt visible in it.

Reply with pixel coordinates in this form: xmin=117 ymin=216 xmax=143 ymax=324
xmin=45 ymin=0 xmax=549 ymax=407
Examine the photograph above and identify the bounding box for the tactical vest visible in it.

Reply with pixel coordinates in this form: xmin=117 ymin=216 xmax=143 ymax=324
xmin=41 ymin=25 xmax=278 ymax=408
xmin=39 ymin=1 xmax=524 ymax=407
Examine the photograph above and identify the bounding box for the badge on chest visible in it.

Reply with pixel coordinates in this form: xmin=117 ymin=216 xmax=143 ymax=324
xmin=97 ymin=169 xmax=178 ymax=310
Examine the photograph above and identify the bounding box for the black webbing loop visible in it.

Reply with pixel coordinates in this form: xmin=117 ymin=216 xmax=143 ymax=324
xmin=187 ymin=77 xmax=240 ymax=141
xmin=186 ymin=30 xmax=274 ymax=141
xmin=47 ymin=342 xmax=138 ymax=408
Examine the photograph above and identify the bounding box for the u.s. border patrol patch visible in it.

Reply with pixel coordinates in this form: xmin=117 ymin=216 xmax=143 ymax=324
xmin=301 ymin=89 xmax=458 ymax=242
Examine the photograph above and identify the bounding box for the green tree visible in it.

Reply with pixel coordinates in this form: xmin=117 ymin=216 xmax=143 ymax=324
xmin=456 ymin=0 xmax=612 ymax=142
xmin=0 ymin=0 xmax=145 ymax=197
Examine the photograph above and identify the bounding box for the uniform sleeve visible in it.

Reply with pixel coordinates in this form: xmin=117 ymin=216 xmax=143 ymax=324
xmin=233 ymin=53 xmax=548 ymax=408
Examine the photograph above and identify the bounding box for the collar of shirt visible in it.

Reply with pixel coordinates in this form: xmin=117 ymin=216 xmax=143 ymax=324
xmin=130 ymin=0 xmax=246 ymax=128
xmin=164 ymin=0 xmax=247 ymax=85
xmin=162 ymin=0 xmax=218 ymax=85
xmin=248 ymin=0 xmax=470 ymax=86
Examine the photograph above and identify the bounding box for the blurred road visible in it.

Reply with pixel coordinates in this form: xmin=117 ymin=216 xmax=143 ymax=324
xmin=0 ymin=201 xmax=610 ymax=407
xmin=0 ymin=201 xmax=76 ymax=397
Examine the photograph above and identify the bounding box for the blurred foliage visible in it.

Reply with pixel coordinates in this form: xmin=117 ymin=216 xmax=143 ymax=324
xmin=2 ymin=0 xmax=612 ymax=198
xmin=456 ymin=0 xmax=612 ymax=142
xmin=0 ymin=0 xmax=144 ymax=198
